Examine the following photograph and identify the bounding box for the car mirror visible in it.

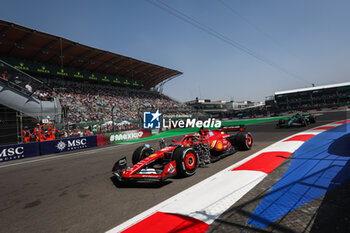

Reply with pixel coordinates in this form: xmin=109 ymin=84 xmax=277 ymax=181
xmin=159 ymin=138 xmax=166 ymax=149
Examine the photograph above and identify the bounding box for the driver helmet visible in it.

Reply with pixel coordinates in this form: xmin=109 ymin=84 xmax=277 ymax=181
xmin=193 ymin=133 xmax=201 ymax=141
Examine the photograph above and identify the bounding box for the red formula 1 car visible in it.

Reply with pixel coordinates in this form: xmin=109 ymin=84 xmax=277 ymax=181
xmin=112 ymin=126 xmax=253 ymax=182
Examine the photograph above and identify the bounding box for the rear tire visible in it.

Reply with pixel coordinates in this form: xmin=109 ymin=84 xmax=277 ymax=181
xmin=132 ymin=145 xmax=154 ymax=165
xmin=235 ymin=132 xmax=253 ymax=150
xmin=173 ymin=147 xmax=199 ymax=177
xmin=302 ymin=119 xmax=307 ymax=127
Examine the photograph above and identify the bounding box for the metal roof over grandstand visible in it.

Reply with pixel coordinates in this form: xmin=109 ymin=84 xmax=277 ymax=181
xmin=275 ymin=82 xmax=350 ymax=95
xmin=0 ymin=20 xmax=182 ymax=89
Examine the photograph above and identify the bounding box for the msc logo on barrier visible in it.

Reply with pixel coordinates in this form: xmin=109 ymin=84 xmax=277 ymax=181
xmin=56 ymin=141 xmax=66 ymax=151
xmin=0 ymin=147 xmax=24 ymax=161
xmin=143 ymin=110 xmax=161 ymax=129
xmin=55 ymin=139 xmax=87 ymax=151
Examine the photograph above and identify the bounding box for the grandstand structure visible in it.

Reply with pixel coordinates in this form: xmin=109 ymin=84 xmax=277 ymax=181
xmin=0 ymin=19 xmax=182 ymax=89
xmin=265 ymin=82 xmax=350 ymax=112
xmin=186 ymin=98 xmax=265 ymax=118
xmin=0 ymin=20 xmax=184 ymax=145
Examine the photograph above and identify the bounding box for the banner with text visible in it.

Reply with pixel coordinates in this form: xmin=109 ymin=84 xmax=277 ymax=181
xmin=0 ymin=57 xmax=143 ymax=87
xmin=108 ymin=129 xmax=152 ymax=144
xmin=0 ymin=142 xmax=40 ymax=163
xmin=40 ymin=136 xmax=97 ymax=155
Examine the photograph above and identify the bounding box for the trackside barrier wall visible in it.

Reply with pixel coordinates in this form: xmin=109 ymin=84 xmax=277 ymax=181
xmin=0 ymin=142 xmax=40 ymax=162
xmin=108 ymin=129 xmax=151 ymax=143
xmin=97 ymin=134 xmax=110 ymax=147
xmin=0 ymin=129 xmax=154 ymax=163
xmin=97 ymin=129 xmax=152 ymax=146
xmin=0 ymin=136 xmax=98 ymax=163
xmin=40 ymin=136 xmax=97 ymax=155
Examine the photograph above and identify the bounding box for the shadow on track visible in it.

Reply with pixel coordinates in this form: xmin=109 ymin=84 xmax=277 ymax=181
xmin=310 ymin=164 xmax=350 ymax=233
xmin=208 ymin=133 xmax=350 ymax=233
xmin=328 ymin=133 xmax=350 ymax=157
xmin=110 ymin=176 xmax=172 ymax=189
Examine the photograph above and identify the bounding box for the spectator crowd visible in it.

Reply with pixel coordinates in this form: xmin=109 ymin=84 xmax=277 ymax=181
xmin=1 ymin=68 xmax=192 ymax=126
xmin=38 ymin=80 xmax=191 ymax=125
xmin=1 ymin=67 xmax=196 ymax=135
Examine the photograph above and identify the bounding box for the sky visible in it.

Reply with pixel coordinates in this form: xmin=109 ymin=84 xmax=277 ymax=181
xmin=1 ymin=0 xmax=350 ymax=102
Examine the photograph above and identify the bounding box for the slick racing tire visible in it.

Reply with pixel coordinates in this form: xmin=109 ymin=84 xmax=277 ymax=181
xmin=277 ymin=119 xmax=285 ymax=128
xmin=173 ymin=147 xmax=199 ymax=177
xmin=235 ymin=132 xmax=253 ymax=150
xmin=132 ymin=145 xmax=154 ymax=165
xmin=302 ymin=119 xmax=308 ymax=127
xmin=309 ymin=116 xmax=316 ymax=123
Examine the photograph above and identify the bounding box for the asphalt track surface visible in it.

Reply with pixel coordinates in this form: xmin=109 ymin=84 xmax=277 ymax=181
xmin=0 ymin=111 xmax=347 ymax=233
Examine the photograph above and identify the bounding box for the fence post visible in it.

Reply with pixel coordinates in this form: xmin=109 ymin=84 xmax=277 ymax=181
xmin=111 ymin=106 xmax=115 ymax=133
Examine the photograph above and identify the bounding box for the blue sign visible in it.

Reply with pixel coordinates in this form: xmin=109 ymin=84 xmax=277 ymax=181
xmin=0 ymin=142 xmax=40 ymax=162
xmin=143 ymin=110 xmax=161 ymax=129
xmin=40 ymin=136 xmax=97 ymax=155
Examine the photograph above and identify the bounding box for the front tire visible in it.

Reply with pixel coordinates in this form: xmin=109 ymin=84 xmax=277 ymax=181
xmin=302 ymin=119 xmax=307 ymax=127
xmin=132 ymin=145 xmax=154 ymax=165
xmin=173 ymin=147 xmax=199 ymax=177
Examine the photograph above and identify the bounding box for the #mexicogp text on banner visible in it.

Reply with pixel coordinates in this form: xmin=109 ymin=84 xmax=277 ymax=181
xmin=108 ymin=129 xmax=151 ymax=143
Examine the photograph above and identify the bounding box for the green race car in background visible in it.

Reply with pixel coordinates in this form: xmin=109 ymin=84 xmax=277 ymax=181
xmin=277 ymin=113 xmax=316 ymax=128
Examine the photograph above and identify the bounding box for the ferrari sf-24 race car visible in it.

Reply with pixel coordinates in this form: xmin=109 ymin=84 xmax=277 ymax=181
xmin=112 ymin=126 xmax=253 ymax=182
